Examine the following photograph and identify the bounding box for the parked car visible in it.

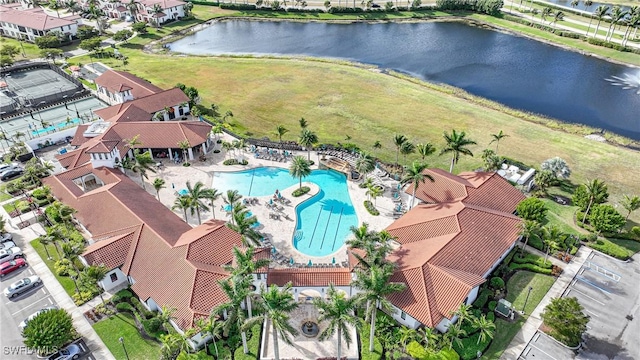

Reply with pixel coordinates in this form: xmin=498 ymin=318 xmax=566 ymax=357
xmin=19 ymin=305 xmax=58 ymax=330
xmin=0 ymin=241 xmax=16 ymax=251
xmin=4 ymin=275 xmax=41 ymax=298
xmin=0 ymin=163 xmax=19 ymax=173
xmin=0 ymin=258 xmax=27 ymax=277
xmin=46 ymin=343 xmax=82 ymax=360
xmin=0 ymin=165 xmax=22 ymax=176
xmin=0 ymin=232 xmax=13 ymax=243
xmin=1 ymin=169 xmax=23 ymax=181
xmin=0 ymin=247 xmax=24 ymax=263
xmin=371 ymin=2 xmax=381 ymax=7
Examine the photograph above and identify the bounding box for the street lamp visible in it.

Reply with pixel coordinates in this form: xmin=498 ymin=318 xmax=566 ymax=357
xmin=119 ymin=337 xmax=130 ymax=360
xmin=522 ymin=286 xmax=533 ymax=314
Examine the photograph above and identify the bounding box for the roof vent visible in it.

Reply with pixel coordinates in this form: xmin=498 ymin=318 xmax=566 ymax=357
xmin=83 ymin=121 xmax=111 ymax=138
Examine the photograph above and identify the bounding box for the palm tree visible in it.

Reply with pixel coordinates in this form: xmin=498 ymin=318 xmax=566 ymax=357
xmin=124 ymin=150 xmax=156 ymax=190
xmin=518 ymin=220 xmax=540 ymax=256
xmin=195 ymin=317 xmax=224 ymax=358
xmin=313 ymin=285 xmax=359 ymax=360
xmin=244 ymin=284 xmax=298 ymax=360
xmin=178 ymin=140 xmax=191 ymax=165
xmin=489 ymin=130 xmax=509 ymax=155
xmin=57 ymin=204 xmax=77 ymax=233
xmin=419 ymin=327 xmax=441 ymax=351
xmin=49 ymin=0 xmax=61 ymax=17
xmin=126 ymin=0 xmax=139 ymax=22
xmin=289 ymin=156 xmax=311 ymax=190
xmin=274 ymin=125 xmax=289 ymax=142
xmin=582 ymin=179 xmax=608 ymax=223
xmin=296 ymin=117 xmax=307 ymax=130
xmin=440 ymin=130 xmax=477 ymax=173
xmin=366 ymin=185 xmax=383 ymax=206
xmin=353 ymin=264 xmax=406 ymax=352
xmin=299 ymin=129 xmax=318 ymax=162
xmin=542 ymin=225 xmax=564 ymax=263
xmin=372 ymin=140 xmax=382 ymax=156
xmin=593 ymin=5 xmax=610 ymax=38
xmin=584 ymin=0 xmax=592 ymax=11
xmin=43 ymin=227 xmax=64 ymax=257
xmin=204 ymin=188 xmax=222 ymax=219
xmin=622 ymin=9 xmax=640 ymax=47
xmin=38 ymin=236 xmax=54 ymax=260
xmin=185 ymin=181 xmax=210 ymax=225
xmin=160 ymin=329 xmax=194 ymax=358
xmin=62 ymin=242 xmax=85 ymax=293
xmin=224 ymin=247 xmax=270 ymax=318
xmin=66 ymin=0 xmax=79 ymax=14
xmin=416 ymin=142 xmax=436 ymax=160
xmin=473 ymin=314 xmax=496 ymax=345
xmin=570 ymin=0 xmax=578 ymax=8
xmin=151 ymin=3 xmax=163 ymax=28
xmin=81 ymin=264 xmax=108 ymax=303
xmin=606 ymin=6 xmax=626 ymax=41
xmin=552 ymin=10 xmax=565 ymax=29
xmin=172 ymin=195 xmax=191 ymax=222
xmin=401 ymin=161 xmax=433 ymax=209
xmin=355 ymin=151 xmax=375 ymax=180
xmin=398 ymin=327 xmax=420 ymax=351
xmin=621 ymin=195 xmax=640 ymax=221
xmin=223 ymin=190 xmax=243 ymax=224
xmin=400 ymin=141 xmax=416 ymax=166
xmin=393 ymin=134 xmax=408 ymax=166
xmin=541 ymin=157 xmax=571 ymax=181
xmin=541 ymin=7 xmax=552 ymax=22
xmin=214 ymin=275 xmax=251 ymax=353
xmin=346 ymin=223 xmax=378 ymax=265
xmin=445 ymin=325 xmax=467 ymax=350
xmin=153 ymin=178 xmax=165 ymax=201
xmin=228 ymin=210 xmax=261 ymax=247
xmin=157 ymin=305 xmax=177 ymax=332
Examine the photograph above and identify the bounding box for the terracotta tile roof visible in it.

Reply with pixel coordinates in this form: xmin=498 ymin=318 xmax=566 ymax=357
xmin=384 ymin=201 xmax=522 ymax=328
xmin=70 ymin=125 xmax=91 ymax=146
xmin=95 ymin=70 xmax=163 ymax=99
xmin=94 ymin=88 xmax=188 ymax=122
xmin=83 ymin=231 xmax=136 ymax=269
xmin=190 ymin=268 xmax=229 ymax=315
xmin=267 ymin=267 xmax=352 ymax=287
xmin=0 ymin=5 xmax=76 ymax=30
xmin=56 ymin=148 xmax=91 ymax=169
xmin=139 ymin=0 xmax=186 ymax=10
xmin=407 ymin=169 xmax=525 ymax=214
xmin=86 ymin=140 xmax=118 ymax=153
xmin=101 ymin=121 xmax=210 ymax=149
xmin=180 ymin=220 xmax=243 ymax=266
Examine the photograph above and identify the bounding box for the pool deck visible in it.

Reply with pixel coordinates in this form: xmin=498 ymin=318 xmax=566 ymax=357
xmin=126 ymin=133 xmax=406 ymax=266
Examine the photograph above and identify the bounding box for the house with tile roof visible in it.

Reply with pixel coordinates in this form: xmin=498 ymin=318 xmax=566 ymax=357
xmin=0 ymin=4 xmax=78 ymax=42
xmin=87 ymin=0 xmax=186 ymax=25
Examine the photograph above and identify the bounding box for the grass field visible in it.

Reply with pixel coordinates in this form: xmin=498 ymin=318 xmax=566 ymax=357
xmin=30 ymin=239 xmax=78 ymax=297
xmin=93 ymin=313 xmax=161 ymax=360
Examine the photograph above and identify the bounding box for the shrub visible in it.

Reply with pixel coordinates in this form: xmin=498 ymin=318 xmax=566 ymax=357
xmin=72 ymin=290 xmax=96 ymax=306
xmin=516 ymin=197 xmax=548 ymax=222
xmin=472 ymin=288 xmax=492 ymax=309
xmin=223 ymin=159 xmax=238 ymax=165
xmin=512 ymin=253 xmax=552 ymax=269
xmin=508 ymin=263 xmax=553 ymax=275
xmin=113 ymin=29 xmax=133 ymax=42
xmin=111 ymin=289 xmax=133 ymax=304
xmin=54 ymin=259 xmax=72 ymax=276
xmin=407 ymin=341 xmax=429 ymax=359
xmin=292 ymin=186 xmax=311 ymax=197
xmin=589 ymin=204 xmax=625 ymax=234
xmin=116 ymin=302 xmax=134 ymax=313
xmin=142 ymin=316 xmax=164 ymax=334
xmin=220 ymin=3 xmax=256 ymax=9
xmin=542 ymin=297 xmax=589 ymax=347
xmin=328 ymin=6 xmax=364 ymax=13
xmin=436 ymin=0 xmax=503 ymax=15
xmin=487 ymin=312 xmax=495 ymax=322
xmin=588 ymin=239 xmax=629 ymax=260
xmin=364 ymin=200 xmax=380 ymax=216
xmin=130 ymin=297 xmax=154 ymax=319
xmin=490 ymin=277 xmax=505 ymax=290
xmin=452 ymin=330 xmax=492 ymax=360
xmin=488 ymin=300 xmax=497 ymax=312
xmin=31 ymin=188 xmax=49 ymax=200
xmin=132 ymin=22 xmax=148 ymax=34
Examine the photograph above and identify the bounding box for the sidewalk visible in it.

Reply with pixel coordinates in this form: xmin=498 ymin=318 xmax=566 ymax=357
xmin=500 ymin=245 xmax=593 ymax=359
xmin=3 ymin=205 xmax=115 ymax=360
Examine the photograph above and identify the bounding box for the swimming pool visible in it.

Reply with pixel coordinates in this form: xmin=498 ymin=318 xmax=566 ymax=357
xmin=213 ymin=167 xmax=358 ymax=257
xmin=31 ymin=118 xmax=81 ymax=136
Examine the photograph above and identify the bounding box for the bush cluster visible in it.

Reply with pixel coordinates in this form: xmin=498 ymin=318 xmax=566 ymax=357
xmin=142 ymin=317 xmax=163 ymax=334
xmin=488 ymin=300 xmax=497 ymax=311
xmin=222 ymin=159 xmax=249 ymax=166
xmin=508 ymin=262 xmax=553 ymax=275
xmin=364 ymin=200 xmax=380 ymax=216
xmin=588 ymin=240 xmax=629 ymax=260
xmin=327 ymin=6 xmax=365 ymax=13
xmin=587 ymin=37 xmax=640 ymax=54
xmin=110 ymin=289 xmax=133 ymax=304
xmin=220 ymin=3 xmax=256 ymax=9
xmin=436 ymin=0 xmax=503 ymax=15
xmin=292 ymin=186 xmax=311 ymax=197
xmin=512 ymin=253 xmax=552 ymax=269
xmin=472 ymin=288 xmax=492 ymax=309
xmin=116 ymin=302 xmax=134 ymax=313
xmin=130 ymin=297 xmax=155 ymax=319
xmin=72 ymin=290 xmax=98 ymax=305
xmin=490 ymin=277 xmax=505 ymax=290
xmin=54 ymin=259 xmax=72 ymax=276
xmin=452 ymin=330 xmax=492 ymax=360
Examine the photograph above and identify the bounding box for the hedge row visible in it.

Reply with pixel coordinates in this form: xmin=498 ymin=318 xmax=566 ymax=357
xmin=364 ymin=200 xmax=380 ymax=216
xmin=472 ymin=288 xmax=492 ymax=309
xmin=589 ymin=239 xmax=630 ymax=260
xmin=508 ymin=262 xmax=553 ymax=275
xmin=512 ymin=253 xmax=552 ymax=269
xmin=292 ymin=186 xmax=310 ymax=197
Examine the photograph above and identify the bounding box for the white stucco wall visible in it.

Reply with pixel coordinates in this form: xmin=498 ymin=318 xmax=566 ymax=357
xmin=100 ymin=268 xmax=128 ymax=291
xmin=389 ymin=304 xmax=422 ymax=330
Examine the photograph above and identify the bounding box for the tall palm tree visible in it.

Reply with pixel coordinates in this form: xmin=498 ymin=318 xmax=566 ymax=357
xmin=178 ymin=140 xmax=191 ymax=165
xmin=244 ymin=284 xmax=298 ymax=360
xmin=153 ymin=178 xmax=165 ymax=201
xmin=204 ymin=188 xmax=221 ymax=219
xmin=62 ymin=242 xmax=85 ymax=293
xmin=66 ymin=0 xmax=79 ymax=14
xmin=419 ymin=327 xmax=441 ymax=351
xmin=398 ymin=327 xmax=420 ymax=351
xmin=542 ymin=225 xmax=564 ymax=263
xmin=570 ymin=0 xmax=578 ymax=9
xmin=489 ymin=130 xmax=509 ymax=155
xmin=401 ymin=161 xmax=433 ymax=209
xmin=214 ymin=275 xmax=251 ymax=353
xmin=81 ymin=264 xmax=108 ymax=303
xmin=518 ymin=220 xmax=540 ymax=256
xmin=346 ymin=223 xmax=377 ymax=262
xmin=583 ymin=0 xmax=592 ymax=11
xmin=228 ymin=210 xmax=261 ymax=247
xmin=125 ymin=150 xmax=156 ymax=190
xmin=445 ymin=325 xmax=467 ymax=350
xmin=582 ymin=179 xmax=608 ymax=223
xmin=160 ymin=329 xmax=195 ymax=359
xmin=366 ymin=185 xmax=383 ymax=206
xmin=473 ymin=314 xmax=496 ymax=345
xmin=622 ymin=9 xmax=640 ymax=47
xmin=400 ymin=141 xmax=416 ymax=166
xmin=541 ymin=6 xmax=552 ymax=22
xmin=195 ymin=317 xmax=224 ymax=358
xmin=185 ymin=181 xmax=210 ymax=225
xmin=621 ymin=195 xmax=640 ymax=221
xmin=274 ymin=125 xmax=289 ymax=142
xmin=552 ymin=10 xmax=564 ymax=29
xmin=353 ymin=264 xmax=406 ymax=352
xmin=223 ymin=190 xmax=242 ymax=224
xmin=157 ymin=305 xmax=178 ymax=332
xmin=299 ymin=129 xmax=318 ymax=162
xmin=38 ymin=236 xmax=54 ymax=260
xmin=43 ymin=227 xmax=64 ymax=257
xmin=393 ymin=134 xmax=408 ymax=166
xmin=224 ymin=247 xmax=271 ymax=318
xmin=126 ymin=0 xmax=139 ymax=22
xmin=440 ymin=129 xmax=477 ymax=173
xmin=57 ymin=204 xmax=77 ymax=233
xmin=372 ymin=140 xmax=382 ymax=156
xmin=298 ymin=117 xmax=308 ymax=130
xmin=313 ymin=285 xmax=359 ymax=360
xmin=289 ymin=156 xmax=311 ymax=190
xmin=355 ymin=151 xmax=375 ymax=180
xmin=606 ymin=6 xmax=626 ymax=41
xmin=593 ymin=5 xmax=610 ymax=38
xmin=416 ymin=142 xmax=436 ymax=160
xmin=172 ymin=195 xmax=191 ymax=222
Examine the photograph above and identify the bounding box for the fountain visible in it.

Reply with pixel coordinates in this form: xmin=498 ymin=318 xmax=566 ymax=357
xmin=301 ymin=320 xmax=319 ymax=338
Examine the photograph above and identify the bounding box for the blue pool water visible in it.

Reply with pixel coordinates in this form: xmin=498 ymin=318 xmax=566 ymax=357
xmin=213 ymin=167 xmax=357 ymax=257
xmin=31 ymin=118 xmax=81 ymax=137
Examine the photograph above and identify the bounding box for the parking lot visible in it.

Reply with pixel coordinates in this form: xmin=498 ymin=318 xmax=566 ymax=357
xmin=520 ymin=251 xmax=640 ymax=360
xmin=0 ymin=231 xmax=95 ymax=360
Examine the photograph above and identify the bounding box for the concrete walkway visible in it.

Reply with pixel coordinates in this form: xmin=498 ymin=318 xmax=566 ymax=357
xmin=2 ymin=202 xmax=115 ymax=360
xmin=500 ymin=245 xmax=593 ymax=359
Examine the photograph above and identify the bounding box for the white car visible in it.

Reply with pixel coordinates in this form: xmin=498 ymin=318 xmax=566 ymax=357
xmin=0 ymin=247 xmax=23 ymax=263
xmin=19 ymin=305 xmax=58 ymax=330
xmin=4 ymin=275 xmax=41 ymax=298
xmin=0 ymin=241 xmax=16 ymax=251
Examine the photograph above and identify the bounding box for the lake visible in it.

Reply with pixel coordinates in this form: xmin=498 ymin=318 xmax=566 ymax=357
xmin=169 ymin=20 xmax=640 ymax=139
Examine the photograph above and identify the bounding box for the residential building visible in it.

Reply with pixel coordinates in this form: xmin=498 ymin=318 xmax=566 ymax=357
xmin=0 ymin=4 xmax=78 ymax=42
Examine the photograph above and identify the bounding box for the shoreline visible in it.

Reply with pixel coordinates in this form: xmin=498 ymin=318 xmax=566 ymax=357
xmin=146 ymin=16 xmax=640 ymax=148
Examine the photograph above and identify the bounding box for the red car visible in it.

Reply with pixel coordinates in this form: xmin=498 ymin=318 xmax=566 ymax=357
xmin=0 ymin=258 xmax=27 ymax=277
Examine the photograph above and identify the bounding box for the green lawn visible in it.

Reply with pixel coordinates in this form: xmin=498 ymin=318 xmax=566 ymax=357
xmin=29 ymin=239 xmax=78 ymax=297
xmin=482 ymin=271 xmax=556 ymax=359
xmin=93 ymin=313 xmax=162 ymax=360
xmin=540 ymin=198 xmax=584 ymax=236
